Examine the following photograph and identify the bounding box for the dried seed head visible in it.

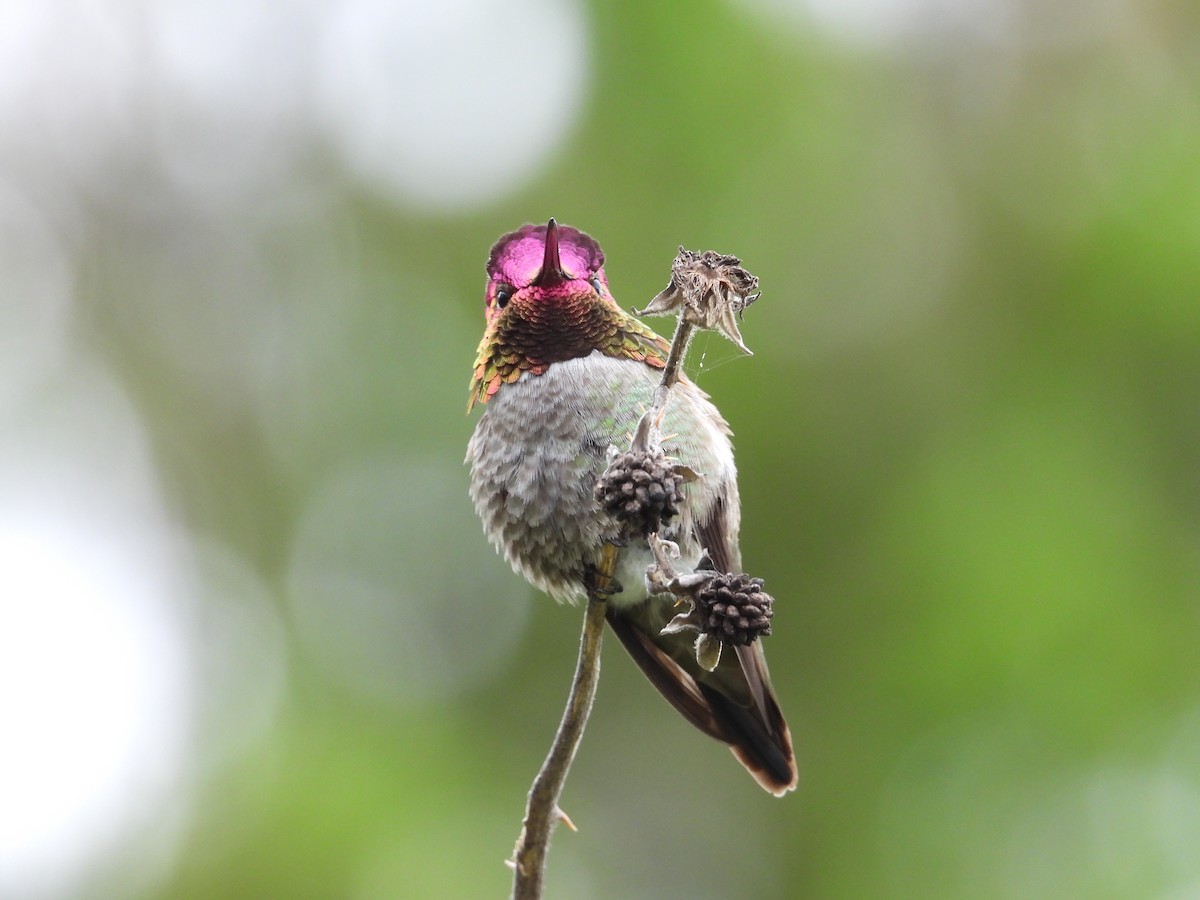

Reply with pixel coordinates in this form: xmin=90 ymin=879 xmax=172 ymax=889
xmin=634 ymin=247 xmax=761 ymax=354
xmin=594 ymin=448 xmax=686 ymax=538
xmin=695 ymin=572 xmax=774 ymax=645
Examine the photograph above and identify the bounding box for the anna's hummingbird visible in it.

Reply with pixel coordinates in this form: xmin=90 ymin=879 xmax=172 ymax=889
xmin=466 ymin=219 xmax=796 ymax=795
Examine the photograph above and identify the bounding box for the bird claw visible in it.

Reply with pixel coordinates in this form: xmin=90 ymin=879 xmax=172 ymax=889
xmin=584 ymin=562 xmax=623 ymax=597
xmin=594 ymin=577 xmax=623 ymax=596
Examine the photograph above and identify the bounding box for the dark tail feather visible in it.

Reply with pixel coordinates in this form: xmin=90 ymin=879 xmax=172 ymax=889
xmin=699 ymin=667 xmax=796 ymax=795
xmin=606 ymin=606 xmax=797 ymax=796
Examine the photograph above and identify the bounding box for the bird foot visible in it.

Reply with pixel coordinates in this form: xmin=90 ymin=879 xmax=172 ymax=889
xmin=584 ymin=563 xmax=623 ymax=598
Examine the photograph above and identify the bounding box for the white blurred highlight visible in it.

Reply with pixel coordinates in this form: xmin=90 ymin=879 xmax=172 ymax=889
xmin=740 ymin=0 xmax=1015 ymax=47
xmin=0 ymin=1 xmax=141 ymax=192
xmin=145 ymin=0 xmax=318 ymax=207
xmin=3 ymin=0 xmax=581 ymax=220
xmin=316 ymin=0 xmax=589 ymax=210
xmin=0 ymin=370 xmax=192 ymax=898
xmin=733 ymin=0 xmax=1132 ymax=50
xmin=0 ymin=182 xmax=73 ymax=414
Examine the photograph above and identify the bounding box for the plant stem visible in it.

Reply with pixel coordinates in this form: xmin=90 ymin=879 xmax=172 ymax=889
xmin=510 ymin=543 xmax=618 ymax=899
xmin=651 ymin=316 xmax=694 ymax=414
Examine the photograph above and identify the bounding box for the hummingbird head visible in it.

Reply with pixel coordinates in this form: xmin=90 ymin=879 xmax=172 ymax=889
xmin=482 ymin=218 xmax=611 ymax=327
xmin=468 ymin=218 xmax=668 ymax=409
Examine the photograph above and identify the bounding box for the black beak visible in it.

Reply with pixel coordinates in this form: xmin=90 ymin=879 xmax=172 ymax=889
xmin=532 ymin=217 xmax=566 ymax=287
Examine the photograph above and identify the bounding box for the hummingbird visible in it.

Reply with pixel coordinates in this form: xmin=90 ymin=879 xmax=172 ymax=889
xmin=466 ymin=219 xmax=797 ymax=795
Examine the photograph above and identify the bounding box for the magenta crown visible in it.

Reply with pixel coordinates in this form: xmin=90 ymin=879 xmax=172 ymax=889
xmin=487 ymin=219 xmax=605 ymax=289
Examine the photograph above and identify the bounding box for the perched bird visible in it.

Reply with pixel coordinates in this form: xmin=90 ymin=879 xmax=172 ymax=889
xmin=466 ymin=219 xmax=796 ymax=795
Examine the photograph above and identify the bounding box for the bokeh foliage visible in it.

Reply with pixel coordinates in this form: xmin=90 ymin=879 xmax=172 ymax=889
xmin=4 ymin=0 xmax=1199 ymax=897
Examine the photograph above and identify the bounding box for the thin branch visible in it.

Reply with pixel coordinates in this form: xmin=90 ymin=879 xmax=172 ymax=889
xmin=649 ymin=315 xmax=694 ymax=420
xmin=510 ymin=544 xmax=617 ymax=899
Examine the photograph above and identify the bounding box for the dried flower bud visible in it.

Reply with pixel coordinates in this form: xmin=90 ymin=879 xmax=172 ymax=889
xmin=594 ymin=448 xmax=686 ymax=537
xmin=633 ymin=247 xmax=760 ymax=354
xmin=695 ymin=573 xmax=774 ymax=645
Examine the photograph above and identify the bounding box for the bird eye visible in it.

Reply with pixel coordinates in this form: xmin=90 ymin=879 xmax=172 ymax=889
xmin=495 ymin=284 xmax=513 ymax=308
xmin=589 ymin=276 xmax=603 ymax=294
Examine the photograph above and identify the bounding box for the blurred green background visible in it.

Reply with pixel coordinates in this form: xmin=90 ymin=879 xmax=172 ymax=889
xmin=2 ymin=0 xmax=1199 ymax=897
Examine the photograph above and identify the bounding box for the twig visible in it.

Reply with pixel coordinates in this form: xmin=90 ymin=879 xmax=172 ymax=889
xmin=510 ymin=544 xmax=617 ymax=899
xmin=650 ymin=316 xmax=693 ymax=418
